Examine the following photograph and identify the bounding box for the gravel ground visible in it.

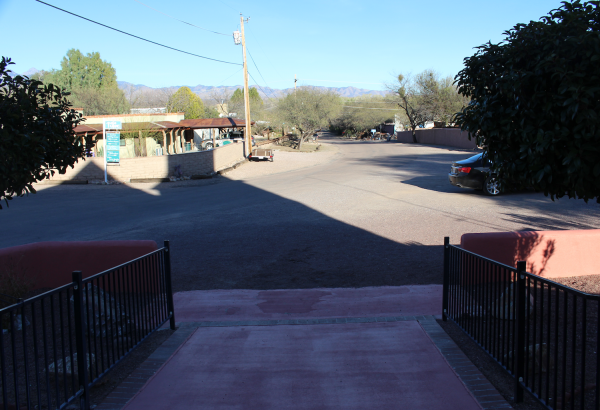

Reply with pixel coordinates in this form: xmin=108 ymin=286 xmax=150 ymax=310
xmin=552 ymin=274 xmax=600 ymax=294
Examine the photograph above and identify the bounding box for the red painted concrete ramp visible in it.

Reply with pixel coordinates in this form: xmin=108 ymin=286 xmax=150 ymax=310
xmin=124 ymin=322 xmax=480 ymax=410
xmin=173 ymin=285 xmax=442 ymax=321
xmin=107 ymin=286 xmax=508 ymax=410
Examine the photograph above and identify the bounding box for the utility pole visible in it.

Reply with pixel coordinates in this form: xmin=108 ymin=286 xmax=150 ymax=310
xmin=240 ymin=15 xmax=252 ymax=157
xmin=294 ymin=74 xmax=297 ymax=91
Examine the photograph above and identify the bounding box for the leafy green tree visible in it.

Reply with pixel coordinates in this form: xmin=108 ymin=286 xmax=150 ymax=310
xmin=229 ymin=87 xmax=263 ymax=118
xmin=0 ymin=57 xmax=84 ymax=208
xmin=167 ymin=87 xmax=206 ymax=119
xmin=388 ymin=70 xmax=466 ymax=142
xmin=41 ymin=49 xmax=129 ymax=115
xmin=71 ymin=86 xmax=129 ymax=116
xmin=50 ymin=49 xmax=118 ymax=90
xmin=275 ymin=87 xmax=341 ymax=149
xmin=204 ymin=105 xmax=220 ymax=118
xmin=331 ymin=96 xmax=398 ymax=138
xmin=231 ymin=87 xmax=263 ymax=106
xmin=230 ymin=87 xmax=243 ymax=104
xmin=455 ymin=0 xmax=600 ymax=202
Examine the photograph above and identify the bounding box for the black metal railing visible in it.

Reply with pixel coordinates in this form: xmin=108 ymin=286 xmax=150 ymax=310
xmin=0 ymin=240 xmax=175 ymax=410
xmin=443 ymin=237 xmax=600 ymax=410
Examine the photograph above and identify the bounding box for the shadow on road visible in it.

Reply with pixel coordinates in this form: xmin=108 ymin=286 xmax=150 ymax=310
xmin=351 ymin=150 xmax=483 ymax=194
xmin=4 ymin=140 xmax=600 ymax=292
xmin=2 ymin=164 xmax=444 ymax=292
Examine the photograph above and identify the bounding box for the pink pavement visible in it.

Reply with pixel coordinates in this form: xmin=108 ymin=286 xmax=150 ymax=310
xmin=122 ymin=286 xmax=484 ymax=410
xmin=123 ymin=322 xmax=481 ymax=410
xmin=173 ymin=285 xmax=443 ymax=322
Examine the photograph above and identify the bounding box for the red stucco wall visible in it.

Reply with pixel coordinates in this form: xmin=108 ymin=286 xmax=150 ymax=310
xmin=461 ymin=230 xmax=600 ymax=278
xmin=0 ymin=241 xmax=158 ymax=290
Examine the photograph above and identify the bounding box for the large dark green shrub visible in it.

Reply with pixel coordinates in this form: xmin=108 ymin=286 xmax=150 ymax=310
xmin=455 ymin=1 xmax=600 ymax=201
xmin=0 ymin=57 xmax=84 ymax=208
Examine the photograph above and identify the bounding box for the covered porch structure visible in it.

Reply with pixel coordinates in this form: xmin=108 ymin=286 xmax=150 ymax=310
xmin=74 ymin=121 xmax=187 ymax=157
xmin=179 ymin=118 xmax=254 ymax=154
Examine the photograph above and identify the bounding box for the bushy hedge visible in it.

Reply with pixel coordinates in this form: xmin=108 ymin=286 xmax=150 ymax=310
xmin=455 ymin=1 xmax=600 ymax=201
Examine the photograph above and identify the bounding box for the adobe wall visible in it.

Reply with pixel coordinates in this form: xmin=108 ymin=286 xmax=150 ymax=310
xmin=0 ymin=241 xmax=158 ymax=290
xmin=45 ymin=142 xmax=245 ymax=182
xmin=396 ymin=128 xmax=478 ymax=150
xmin=461 ymin=230 xmax=600 ymax=279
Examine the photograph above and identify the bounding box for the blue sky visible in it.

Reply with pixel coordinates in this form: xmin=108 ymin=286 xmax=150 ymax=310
xmin=1 ymin=0 xmax=563 ymax=91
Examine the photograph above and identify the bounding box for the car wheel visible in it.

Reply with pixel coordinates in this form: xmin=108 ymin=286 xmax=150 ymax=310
xmin=484 ymin=176 xmax=501 ymax=196
xmin=205 ymin=143 xmax=213 ymax=150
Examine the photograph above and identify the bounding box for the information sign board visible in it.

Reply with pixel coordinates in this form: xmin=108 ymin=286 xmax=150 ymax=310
xmin=105 ymin=120 xmax=122 ymax=130
xmin=106 ymin=132 xmax=120 ymax=163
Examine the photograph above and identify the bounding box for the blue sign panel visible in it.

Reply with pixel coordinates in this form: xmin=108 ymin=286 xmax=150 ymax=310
xmin=106 ymin=150 xmax=120 ymax=163
xmin=106 ymin=132 xmax=120 ymax=163
xmin=105 ymin=120 xmax=122 ymax=130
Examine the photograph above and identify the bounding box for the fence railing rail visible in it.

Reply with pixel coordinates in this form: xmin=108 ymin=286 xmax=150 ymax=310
xmin=443 ymin=236 xmax=600 ymax=410
xmin=0 ymin=240 xmax=175 ymax=410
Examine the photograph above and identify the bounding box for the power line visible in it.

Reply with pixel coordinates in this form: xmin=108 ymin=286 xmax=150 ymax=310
xmin=35 ymin=0 xmax=242 ymax=66
xmin=247 ymin=71 xmax=274 ymax=101
xmin=216 ymin=0 xmax=238 ymax=12
xmin=246 ymin=47 xmax=276 ymax=99
xmin=216 ymin=67 xmax=244 ymax=86
xmin=132 ymin=0 xmax=230 ymax=36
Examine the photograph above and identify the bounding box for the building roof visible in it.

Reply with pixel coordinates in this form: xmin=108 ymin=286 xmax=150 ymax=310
xmin=83 ymin=112 xmax=184 ymax=119
xmin=74 ymin=121 xmax=185 ymax=135
xmin=74 ymin=118 xmax=253 ymax=135
xmin=178 ymin=118 xmax=253 ymax=129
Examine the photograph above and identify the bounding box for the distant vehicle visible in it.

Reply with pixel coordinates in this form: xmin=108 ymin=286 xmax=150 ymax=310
xmin=226 ymin=131 xmax=254 ymax=146
xmin=201 ymin=131 xmax=250 ymax=150
xmin=201 ymin=139 xmax=232 ymax=150
xmin=225 ymin=131 xmax=244 ymax=142
xmin=448 ymin=153 xmax=501 ymax=196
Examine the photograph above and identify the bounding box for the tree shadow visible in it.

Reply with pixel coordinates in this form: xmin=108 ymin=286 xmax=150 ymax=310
xmin=2 ymin=165 xmax=445 ymax=292
xmin=351 ymin=151 xmax=489 ymax=195
xmin=500 ymin=212 xmax=599 ymax=231
xmin=513 ymin=232 xmax=556 ymax=276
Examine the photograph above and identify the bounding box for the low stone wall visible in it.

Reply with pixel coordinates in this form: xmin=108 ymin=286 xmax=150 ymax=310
xmin=461 ymin=230 xmax=600 ymax=279
xmin=0 ymin=241 xmax=158 ymax=290
xmin=46 ymin=142 xmax=245 ymax=182
xmin=396 ymin=128 xmax=477 ymax=150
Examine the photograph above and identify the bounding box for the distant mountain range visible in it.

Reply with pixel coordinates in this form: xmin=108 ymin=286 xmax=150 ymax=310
xmin=9 ymin=67 xmax=41 ymax=78
xmin=12 ymin=68 xmax=387 ymax=99
xmin=117 ymin=81 xmax=388 ymax=100
xmin=21 ymin=68 xmax=40 ymax=77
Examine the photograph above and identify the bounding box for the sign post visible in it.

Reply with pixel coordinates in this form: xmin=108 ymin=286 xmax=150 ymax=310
xmin=103 ymin=120 xmax=122 ymax=183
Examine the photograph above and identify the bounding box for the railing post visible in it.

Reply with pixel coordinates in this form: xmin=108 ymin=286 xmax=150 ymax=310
xmin=72 ymin=271 xmax=90 ymax=410
xmin=514 ymin=261 xmax=526 ymax=403
xmin=442 ymin=237 xmax=450 ymax=321
xmin=164 ymin=241 xmax=176 ymax=330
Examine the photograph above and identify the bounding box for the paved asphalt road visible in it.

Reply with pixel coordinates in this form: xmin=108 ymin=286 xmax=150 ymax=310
xmin=2 ymin=135 xmax=599 ymax=291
